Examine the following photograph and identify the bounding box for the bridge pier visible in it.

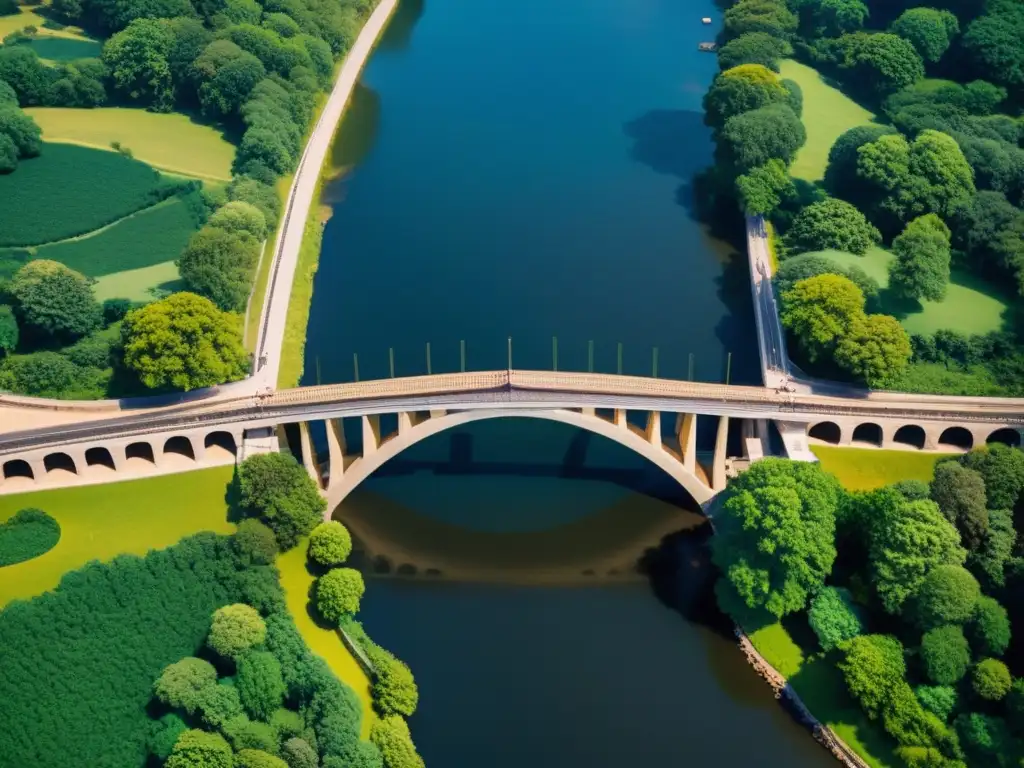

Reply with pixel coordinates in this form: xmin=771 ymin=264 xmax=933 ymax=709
xmin=298 ymin=422 xmax=321 ymax=487
xmin=645 ymin=412 xmax=661 ymax=448
xmin=676 ymin=413 xmax=697 ymax=473
xmin=713 ymin=416 xmax=729 ymax=491
xmin=362 ymin=415 xmax=381 ymax=456
xmin=325 ymin=418 xmax=346 ymax=490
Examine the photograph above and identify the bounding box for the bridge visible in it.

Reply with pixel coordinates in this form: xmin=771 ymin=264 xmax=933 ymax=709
xmin=2 ymin=370 xmax=1022 ymax=505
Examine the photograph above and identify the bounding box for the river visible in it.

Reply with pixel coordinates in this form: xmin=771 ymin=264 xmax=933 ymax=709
xmin=301 ymin=0 xmax=833 ymax=765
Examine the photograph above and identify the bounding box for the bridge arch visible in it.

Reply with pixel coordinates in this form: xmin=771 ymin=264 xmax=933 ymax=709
xmin=892 ymin=424 xmax=926 ymax=450
xmin=986 ymin=428 xmax=1021 ymax=448
xmin=163 ymin=436 xmax=195 ymax=461
xmin=85 ymin=447 xmax=116 ymax=471
xmin=2 ymin=459 xmax=33 ymax=481
xmin=851 ymin=423 xmax=883 ymax=447
xmin=44 ymin=452 xmax=77 ymax=475
xmin=808 ymin=421 xmax=842 ymax=445
xmin=324 ymin=409 xmax=716 ymax=513
xmin=938 ymin=427 xmax=973 ymax=452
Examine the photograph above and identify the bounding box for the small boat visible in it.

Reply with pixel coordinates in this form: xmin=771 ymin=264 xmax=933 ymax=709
xmin=698 ymin=41 xmax=717 ymax=52
xmin=702 ymin=17 xmax=712 ymax=23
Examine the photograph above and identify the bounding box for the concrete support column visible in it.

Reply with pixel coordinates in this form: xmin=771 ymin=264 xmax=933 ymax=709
xmin=67 ymin=448 xmax=88 ymax=475
xmin=397 ymin=412 xmax=412 ymax=435
xmin=581 ymin=407 xmax=595 ymax=417
xmin=645 ymin=411 xmax=661 ymax=448
xmin=298 ymin=422 xmax=321 ymax=488
xmin=362 ymin=415 xmax=381 ymax=457
xmin=29 ymin=458 xmax=46 ymax=482
xmin=923 ymin=426 xmax=941 ymax=452
xmin=429 ymin=410 xmax=446 ymax=419
xmin=325 ymin=418 xmax=346 ymax=489
xmin=676 ymin=413 xmax=697 ymax=473
xmin=713 ymin=415 xmax=730 ymax=491
xmin=151 ymin=443 xmax=167 ymax=468
xmin=613 ymin=409 xmax=627 ymax=429
xmin=192 ymin=437 xmax=207 ymax=462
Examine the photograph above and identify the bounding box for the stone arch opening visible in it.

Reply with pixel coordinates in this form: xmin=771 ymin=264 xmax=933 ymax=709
xmin=163 ymin=436 xmax=195 ymax=461
xmin=893 ymin=425 xmax=926 ymax=450
xmin=2 ymin=459 xmax=33 ymax=480
xmin=85 ymin=447 xmax=116 ymax=470
xmin=987 ymin=428 xmax=1021 ymax=448
xmin=125 ymin=442 xmax=155 ymax=464
xmin=808 ymin=421 xmax=841 ymax=445
xmin=204 ymin=431 xmax=237 ymax=456
xmin=372 ymin=555 xmax=392 ymax=574
xmin=44 ymin=453 xmax=77 ymax=474
xmin=851 ymin=423 xmax=883 ymax=447
xmin=938 ymin=427 xmax=973 ymax=451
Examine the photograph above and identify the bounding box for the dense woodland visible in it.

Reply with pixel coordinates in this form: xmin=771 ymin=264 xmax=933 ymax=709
xmin=705 ymin=0 xmax=1024 ymax=394
xmin=0 ymin=0 xmax=378 ymax=397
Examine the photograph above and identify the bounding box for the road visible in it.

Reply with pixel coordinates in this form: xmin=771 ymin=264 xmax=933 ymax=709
xmin=745 ymin=216 xmax=789 ymax=389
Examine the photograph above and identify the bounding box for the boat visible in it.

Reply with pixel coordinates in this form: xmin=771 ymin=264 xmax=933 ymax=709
xmin=698 ymin=41 xmax=717 ymax=52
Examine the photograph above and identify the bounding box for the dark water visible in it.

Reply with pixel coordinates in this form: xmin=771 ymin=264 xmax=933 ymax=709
xmin=302 ymin=0 xmax=832 ymax=765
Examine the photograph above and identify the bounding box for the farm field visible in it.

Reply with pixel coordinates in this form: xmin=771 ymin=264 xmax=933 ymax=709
xmin=92 ymin=260 xmax=183 ymax=302
xmin=778 ymin=59 xmax=876 ymax=183
xmin=38 ymin=195 xmax=202 ymax=277
xmin=811 ymin=446 xmax=951 ymax=490
xmin=0 ymin=2 xmax=91 ymax=38
xmin=25 ymin=107 xmax=236 ymax=181
xmin=0 ymin=143 xmax=179 ymax=247
xmin=809 ymin=247 xmax=1009 ymax=336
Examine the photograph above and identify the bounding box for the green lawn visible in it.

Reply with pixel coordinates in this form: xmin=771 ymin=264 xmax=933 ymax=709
xmin=812 ymin=445 xmax=951 ymax=490
xmin=0 ymin=468 xmax=236 ymax=607
xmin=778 ymin=59 xmax=876 ymax=183
xmin=0 ymin=3 xmax=92 ymax=39
xmin=810 ymin=247 xmax=1009 ymax=336
xmin=92 ymin=259 xmax=184 ymax=302
xmin=24 ymin=107 xmax=235 ymax=181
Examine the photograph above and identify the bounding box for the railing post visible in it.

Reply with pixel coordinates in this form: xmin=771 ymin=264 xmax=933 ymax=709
xmin=617 ymin=342 xmax=623 ymax=375
xmin=688 ymin=352 xmax=694 ymax=382
xmin=507 ymin=337 xmax=512 ymax=370
xmin=460 ymin=339 xmax=466 ymax=372
xmin=725 ymin=351 xmax=732 ymax=385
xmin=353 ymin=352 xmax=359 ymax=382
xmin=552 ymin=336 xmax=558 ymax=372
xmin=426 ymin=342 xmax=432 ymax=375
xmin=315 ymin=355 xmax=321 ymax=385
xmin=587 ymin=340 xmax=594 ymax=373
xmin=652 ymin=347 xmax=658 ymax=378
xmin=389 ymin=347 xmax=395 ymax=378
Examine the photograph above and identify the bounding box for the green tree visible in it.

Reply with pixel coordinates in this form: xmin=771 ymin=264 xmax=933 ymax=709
xmin=237 ymin=452 xmax=326 ymax=549
xmin=368 ymin=646 xmax=419 ymax=718
xmin=970 ymin=596 xmax=1010 ymax=657
xmin=235 ymin=750 xmax=289 ymax=768
xmin=955 ymin=712 xmax=1015 ymax=766
xmin=870 ymin=498 xmax=966 ymax=614
xmin=121 ymin=292 xmax=249 ymax=391
xmin=844 ymin=32 xmax=926 ymax=96
xmin=224 ymin=716 xmax=280 ymax=754
xmin=208 ymin=200 xmax=268 ymax=239
xmin=703 ymin=63 xmax=788 ymax=128
xmin=735 ymin=159 xmax=795 ymax=216
xmin=281 ymin=737 xmax=319 ymax=768
xmin=0 ymin=305 xmax=17 ymax=353
xmin=889 ymin=214 xmax=952 ymax=302
xmin=968 ymin=508 xmax=1015 ymax=588
xmin=1007 ymin=680 xmax=1024 ymax=735
xmin=972 ymin=659 xmax=1011 ymax=701
xmin=178 ymin=225 xmax=262 ymax=312
xmin=150 ymin=713 xmax=189 ymax=760
xmin=0 ymin=351 xmax=94 ymax=398
xmin=711 ymin=458 xmax=840 ymax=618
xmin=891 ymin=8 xmax=959 ymax=63
xmin=234 ymin=519 xmax=279 ymax=566
xmin=717 ymin=32 xmax=793 ymax=71
xmin=208 ymin=603 xmax=266 ymax=659
xmin=308 ymin=521 xmax=353 ymax=567
xmin=369 ymin=716 xmax=425 ymax=768
xmin=323 ymin=742 xmax=384 ymax=768
xmin=915 ymin=685 xmax=957 ymax=721
xmin=723 ymin=0 xmax=798 ymax=40
xmin=920 ymin=625 xmax=971 ymax=684
xmin=962 ymin=8 xmax=1024 ymax=93
xmin=815 ymin=0 xmax=868 ymax=37
xmin=839 ymin=634 xmax=907 ymax=718
xmin=808 ymin=586 xmax=863 ymax=650
xmin=720 ymin=103 xmax=806 ymax=172
xmin=0 ymin=132 xmax=16 ymax=172
xmin=316 ymin=568 xmax=365 ymax=623
xmin=165 ymin=729 xmax=234 ymax=768
xmin=9 ymin=260 xmax=101 ymax=342
xmin=836 ymin=313 xmax=912 ymax=386
xmin=773 ymin=255 xmax=880 ymax=303
xmin=824 ymin=123 xmax=898 ymax=200
xmin=785 ymin=197 xmax=881 ymax=255
xmin=781 ymin=274 xmax=864 ymax=362
xmin=196 ymin=683 xmax=244 ymax=729
xmin=0 ymin=106 xmax=42 ymax=164
xmin=915 ymin=565 xmax=981 ymax=630
xmin=959 ymin=443 xmax=1024 ymax=511
xmin=153 ymin=657 xmax=217 ymax=715
xmin=930 ymin=461 xmax=988 ymax=551
xmin=237 ymin=651 xmax=286 ymax=721
xmin=102 ymin=18 xmax=175 ymax=110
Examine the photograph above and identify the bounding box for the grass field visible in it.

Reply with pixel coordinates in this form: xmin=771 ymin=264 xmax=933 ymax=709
xmin=0 ymin=3 xmax=91 ymax=38
xmin=26 ymin=36 xmax=101 ymax=60
xmin=812 ymin=445 xmax=950 ymax=490
xmin=0 ymin=467 xmax=236 ymax=608
xmin=92 ymin=260 xmax=184 ymax=302
xmin=778 ymin=59 xmax=876 ymax=183
xmin=0 ymin=143 xmax=177 ymax=247
xmin=38 ymin=194 xmax=201 ymax=277
xmin=277 ymin=544 xmax=375 ymax=736
xmin=25 ymin=107 xmax=236 ymax=181
xmin=810 ymin=247 xmax=1009 ymax=336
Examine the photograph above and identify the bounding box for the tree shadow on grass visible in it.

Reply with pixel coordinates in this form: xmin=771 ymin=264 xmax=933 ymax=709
xmin=224 ymin=466 xmax=244 ymax=523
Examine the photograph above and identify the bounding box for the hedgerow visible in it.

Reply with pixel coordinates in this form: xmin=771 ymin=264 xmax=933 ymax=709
xmin=0 ymin=508 xmax=60 ymax=567
xmin=0 ymin=143 xmax=189 ymax=247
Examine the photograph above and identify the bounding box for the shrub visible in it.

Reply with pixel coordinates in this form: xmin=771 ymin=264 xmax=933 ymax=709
xmin=919 ymin=625 xmax=970 ymax=685
xmin=368 ymin=645 xmax=419 ymax=717
xmin=0 ymin=508 xmax=60 ymax=567
xmin=224 ymin=716 xmax=280 ymax=754
xmin=915 ymin=565 xmax=981 ymax=630
xmin=322 ymin=741 xmax=384 ymax=768
xmin=269 ymin=709 xmax=304 ymax=739
xmin=238 ymin=452 xmax=326 ymax=550
xmin=972 ymin=659 xmax=1011 ymax=701
xmin=235 ymin=519 xmax=279 ymax=565
xmin=208 ymin=200 xmax=267 ymax=239
xmin=208 ymin=603 xmax=266 ymax=659
xmin=914 ymin=685 xmax=957 ymax=721
xmin=308 ymin=521 xmax=353 ymax=567
xmin=237 ymin=651 xmax=286 ymax=720
xmin=196 ymin=682 xmax=244 ymax=728
xmin=955 ymin=712 xmax=1014 ymax=764
xmin=102 ymin=297 xmax=134 ymax=324
xmin=154 ymin=657 xmax=218 ymax=715
xmin=369 ymin=717 xmax=424 ymax=768
xmin=281 ymin=737 xmax=319 ymax=768
xmin=149 ymin=713 xmax=189 ymax=760
xmin=0 ymin=303 xmax=16 ymax=353
xmin=808 ymin=587 xmax=863 ymax=651
xmin=784 ymin=198 xmax=881 ymax=255
xmin=970 ymin=596 xmax=1010 ymax=657
xmin=316 ymin=568 xmax=365 ymax=623
xmin=1007 ymin=680 xmax=1024 ymax=735
xmin=717 ymin=32 xmax=792 ymax=71
xmin=235 ymin=749 xmax=289 ymax=768
xmin=165 ymin=729 xmax=233 ymax=768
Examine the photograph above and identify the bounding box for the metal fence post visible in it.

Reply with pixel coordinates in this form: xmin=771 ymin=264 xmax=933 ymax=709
xmin=552 ymin=336 xmax=558 ymax=371
xmin=617 ymin=342 xmax=623 ymax=375
xmin=688 ymin=352 xmax=694 ymax=382
xmin=587 ymin=340 xmax=594 ymax=373
xmin=460 ymin=339 xmax=466 ymax=372
xmin=426 ymin=342 xmax=432 ymax=375
xmin=507 ymin=337 xmax=512 ymax=370
xmin=389 ymin=347 xmax=395 ymax=378
xmin=652 ymin=347 xmax=658 ymax=378
xmin=353 ymin=352 xmax=359 ymax=382
xmin=725 ymin=351 xmax=732 ymax=385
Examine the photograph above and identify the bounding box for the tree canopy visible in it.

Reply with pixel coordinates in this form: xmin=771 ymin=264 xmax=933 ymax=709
xmin=888 ymin=213 xmax=952 ymax=302
xmin=316 ymin=567 xmax=365 ymax=623
xmin=834 ymin=312 xmax=912 ymax=387
xmin=716 ymin=32 xmax=793 ymax=71
xmin=914 ymin=564 xmax=981 ymax=630
xmin=9 ymin=260 xmax=101 ymax=342
xmin=704 ymin=64 xmax=789 ymax=128
xmin=784 ymin=197 xmax=881 ymax=255
xmin=308 ymin=521 xmax=353 ymax=568
xmin=208 ymin=603 xmax=267 ymax=659
xmin=720 ymin=102 xmax=806 ymax=173
xmin=890 ymin=8 xmax=960 ymax=63
xmin=919 ymin=625 xmax=970 ymax=684
xmin=237 ymin=452 xmax=326 ymax=549
xmin=781 ymin=274 xmax=865 ymax=362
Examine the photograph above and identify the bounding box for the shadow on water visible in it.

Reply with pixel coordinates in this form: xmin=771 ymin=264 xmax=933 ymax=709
xmin=376 ymin=0 xmax=425 ymax=51
xmin=323 ymin=82 xmax=383 ymax=200
xmin=623 ymin=108 xmax=713 ymax=180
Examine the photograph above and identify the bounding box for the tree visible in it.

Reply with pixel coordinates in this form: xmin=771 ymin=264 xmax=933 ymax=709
xmin=969 ymin=508 xmax=1015 ymax=588
xmin=959 ymin=443 xmax=1024 ymax=511
xmin=915 ymin=685 xmax=957 ymax=721
xmin=970 ymin=596 xmax=1010 ymax=657
xmin=0 ymin=305 xmax=17 ymax=353
xmin=954 ymin=191 xmax=1024 ymax=280
xmin=150 ymin=713 xmax=189 ymax=760
xmin=839 ymin=634 xmax=907 ymax=718
xmin=785 ymin=198 xmax=881 ymax=255
xmin=889 ymin=214 xmax=951 ymax=302
xmin=720 ymin=103 xmax=806 ymax=172
xmin=166 ymin=729 xmax=234 ymax=768
xmin=236 ymin=126 xmax=294 ymax=176
xmin=234 ymin=519 xmax=279 ymax=565
xmin=962 ymin=9 xmax=1024 ymax=92
xmin=1008 ymin=680 xmax=1024 ymax=735
xmin=891 ymin=8 xmax=959 ymax=63
xmin=208 ymin=200 xmax=267 ymax=239
xmin=316 ymin=568 xmax=365 ymax=623
xmin=893 ymin=479 xmax=931 ymax=501
xmin=228 ymin=175 xmax=281 ymax=223
xmin=208 ymin=603 xmax=266 ymax=659
xmin=178 ymin=225 xmax=261 ymax=311
xmin=774 ymin=255 xmax=880 ymax=302
xmin=824 ymin=124 xmax=898 ymax=200
xmin=237 ymin=452 xmax=326 ymax=549
xmin=0 ymin=350 xmax=88 ymax=397
xmin=915 ymin=565 xmax=980 ymax=630
xmin=0 ymin=132 xmax=16 ymax=173
xmin=870 ymin=498 xmax=966 ymax=614
xmin=703 ymin=64 xmax=788 ymax=128
xmin=281 ymin=738 xmax=319 ymax=768
xmin=193 ymin=682 xmax=243 ymax=729
xmin=808 ymin=586 xmax=863 ymax=650
xmin=322 ymin=743 xmax=384 ymax=768
xmin=224 ymin=717 xmax=280 ymax=754
xmin=920 ymin=625 xmax=970 ymax=684
xmin=198 ymin=50 xmax=265 ymax=116
xmin=836 ymin=313 xmax=912 ymax=386
xmin=735 ymin=159 xmax=795 ymax=216
xmin=0 ymin=106 xmax=42 ymax=163
xmin=955 ymin=712 xmax=1015 ymax=766
xmin=369 ymin=717 xmax=424 ymax=768
xmin=9 ymin=260 xmax=101 ymax=341
xmin=930 ymin=462 xmax=988 ymax=551
xmin=711 ymin=458 xmax=840 ymax=618
xmin=237 ymin=651 xmax=286 ymax=721
xmin=845 ymin=32 xmax=926 ymax=96
xmin=235 ymin=750 xmax=289 ymax=768
xmin=717 ymin=32 xmax=792 ymax=71
xmin=815 ymin=0 xmax=868 ymax=37
xmin=368 ymin=646 xmax=419 ymax=718
xmin=120 ymin=292 xmax=249 ymax=391
xmin=0 ymin=46 xmax=56 ymax=105
xmin=308 ymin=521 xmax=353 ymax=567
xmin=154 ymin=657 xmax=218 ymax=715
xmin=102 ymin=18 xmax=175 ymax=110
xmin=781 ymin=274 xmax=865 ymax=362
xmin=723 ymin=0 xmax=798 ymax=40
xmin=972 ymin=659 xmax=1011 ymax=701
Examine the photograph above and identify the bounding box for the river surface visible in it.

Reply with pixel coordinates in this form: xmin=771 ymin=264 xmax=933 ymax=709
xmin=302 ymin=0 xmax=832 ymax=765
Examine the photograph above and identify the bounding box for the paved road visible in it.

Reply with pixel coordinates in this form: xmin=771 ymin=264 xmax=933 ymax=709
xmin=745 ymin=216 xmax=790 ymax=389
